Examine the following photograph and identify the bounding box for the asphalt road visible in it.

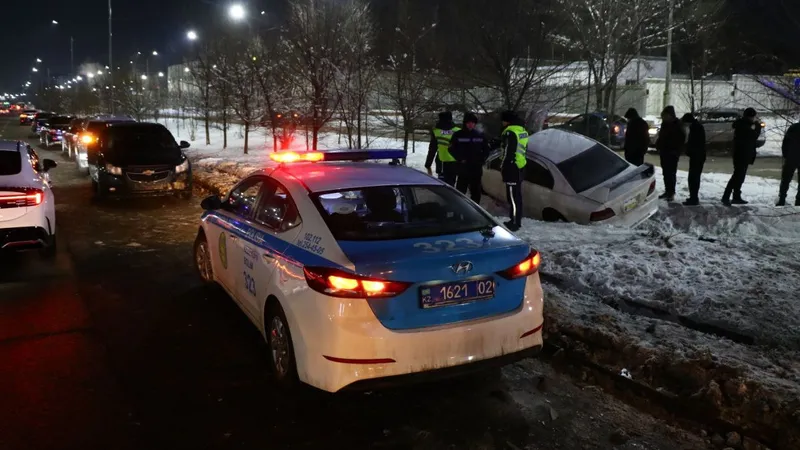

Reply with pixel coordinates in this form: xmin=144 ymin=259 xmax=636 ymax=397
xmin=0 ymin=116 xmax=708 ymax=450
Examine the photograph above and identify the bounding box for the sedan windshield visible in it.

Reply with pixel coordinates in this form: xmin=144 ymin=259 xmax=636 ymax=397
xmin=556 ymin=144 xmax=629 ymax=193
xmin=105 ymin=126 xmax=179 ymax=155
xmin=312 ymin=185 xmax=495 ymax=241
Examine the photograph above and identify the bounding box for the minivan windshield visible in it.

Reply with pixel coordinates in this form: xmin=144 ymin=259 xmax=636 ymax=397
xmin=312 ymin=185 xmax=495 ymax=241
xmin=556 ymin=144 xmax=629 ymax=193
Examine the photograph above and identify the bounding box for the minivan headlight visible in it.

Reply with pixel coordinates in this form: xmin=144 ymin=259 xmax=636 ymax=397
xmin=175 ymin=159 xmax=190 ymax=174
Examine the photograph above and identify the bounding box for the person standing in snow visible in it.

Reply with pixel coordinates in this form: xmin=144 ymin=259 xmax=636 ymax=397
xmin=425 ymin=111 xmax=461 ymax=186
xmin=499 ymin=111 xmax=528 ymax=231
xmin=451 ymin=112 xmax=491 ymax=204
xmin=777 ymin=121 xmax=800 ymax=206
xmin=655 ymin=106 xmax=685 ymax=202
xmin=722 ymin=107 xmax=760 ymax=206
xmin=623 ymin=108 xmax=650 ymax=166
xmin=680 ymin=113 xmax=706 ymax=206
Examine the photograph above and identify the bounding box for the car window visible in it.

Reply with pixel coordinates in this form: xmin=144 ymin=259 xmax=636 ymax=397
xmin=312 ymin=185 xmax=494 ymax=241
xmin=255 ymin=180 xmax=302 ymax=231
xmin=105 ymin=126 xmax=178 ymax=154
xmin=524 ymin=160 xmax=554 ymax=189
xmin=226 ymin=178 xmax=263 ymax=219
xmin=0 ymin=151 xmax=22 ymax=175
xmin=568 ymin=115 xmax=585 ymax=125
xmin=27 ymin=148 xmax=40 ymax=172
xmin=556 ymin=144 xmax=629 ymax=193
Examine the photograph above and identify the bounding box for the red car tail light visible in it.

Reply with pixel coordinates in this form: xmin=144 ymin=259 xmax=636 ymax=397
xmin=303 ymin=266 xmax=412 ymax=298
xmin=590 ymin=208 xmax=616 ymax=222
xmin=647 ymin=180 xmax=656 ymax=196
xmin=497 ymin=249 xmax=541 ymax=280
xmin=0 ymin=188 xmax=44 ymax=208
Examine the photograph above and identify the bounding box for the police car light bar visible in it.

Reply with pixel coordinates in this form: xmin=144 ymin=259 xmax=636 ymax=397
xmin=269 ymin=149 xmax=407 ymax=163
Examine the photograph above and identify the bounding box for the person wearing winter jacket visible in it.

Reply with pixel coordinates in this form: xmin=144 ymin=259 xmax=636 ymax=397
xmin=499 ymin=111 xmax=528 ymax=231
xmin=778 ymin=121 xmax=800 ymax=206
xmin=450 ymin=112 xmax=491 ymax=203
xmin=655 ymin=106 xmax=685 ymax=201
xmin=722 ymin=107 xmax=760 ymax=206
xmin=425 ymin=111 xmax=461 ymax=185
xmin=623 ymin=108 xmax=650 ymax=166
xmin=681 ymin=113 xmax=706 ymax=206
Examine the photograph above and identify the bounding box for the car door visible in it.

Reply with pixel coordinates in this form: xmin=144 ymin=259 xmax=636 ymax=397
xmin=237 ymin=179 xmax=303 ymax=320
xmin=521 ymin=159 xmax=555 ymax=220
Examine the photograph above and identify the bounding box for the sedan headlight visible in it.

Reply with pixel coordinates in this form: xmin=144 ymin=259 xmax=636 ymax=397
xmin=175 ymin=159 xmax=190 ymax=174
xmin=105 ymin=163 xmax=122 ymax=175
xmin=648 ymin=127 xmax=658 ymax=136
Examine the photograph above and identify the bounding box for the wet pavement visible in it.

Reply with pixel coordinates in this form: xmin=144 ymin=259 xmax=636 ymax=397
xmin=0 ymin=117 xmax=708 ymax=450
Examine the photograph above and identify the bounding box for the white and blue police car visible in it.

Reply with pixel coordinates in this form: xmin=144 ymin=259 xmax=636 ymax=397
xmin=193 ymin=149 xmax=545 ymax=392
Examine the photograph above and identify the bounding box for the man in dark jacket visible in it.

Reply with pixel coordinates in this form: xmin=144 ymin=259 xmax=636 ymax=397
xmin=451 ymin=112 xmax=491 ymax=203
xmin=655 ymin=106 xmax=685 ymax=201
xmin=623 ymin=108 xmax=650 ymax=166
xmin=722 ymin=107 xmax=760 ymax=205
xmin=681 ymin=113 xmax=706 ymax=206
xmin=500 ymin=111 xmax=528 ymax=231
xmin=425 ymin=111 xmax=461 ymax=185
xmin=778 ymin=121 xmax=800 ymax=206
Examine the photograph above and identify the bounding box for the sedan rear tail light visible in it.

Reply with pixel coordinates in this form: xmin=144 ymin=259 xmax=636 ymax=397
xmin=647 ymin=180 xmax=656 ymax=196
xmin=497 ymin=249 xmax=541 ymax=280
xmin=303 ymin=266 xmax=412 ymax=299
xmin=590 ymin=208 xmax=616 ymax=222
xmin=0 ymin=188 xmax=43 ymax=208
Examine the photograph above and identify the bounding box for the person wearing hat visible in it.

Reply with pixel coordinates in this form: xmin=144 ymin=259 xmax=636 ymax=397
xmin=681 ymin=112 xmax=707 ymax=206
xmin=777 ymin=120 xmax=800 ymax=206
xmin=425 ymin=111 xmax=461 ymax=185
xmin=722 ymin=107 xmax=760 ymax=205
xmin=450 ymin=112 xmax=491 ymax=203
xmin=623 ymin=108 xmax=650 ymax=166
xmin=499 ymin=110 xmax=528 ymax=231
xmin=655 ymin=105 xmax=685 ymax=202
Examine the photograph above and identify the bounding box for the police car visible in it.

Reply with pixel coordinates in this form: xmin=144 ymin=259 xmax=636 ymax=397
xmin=194 ymin=149 xmax=545 ymax=392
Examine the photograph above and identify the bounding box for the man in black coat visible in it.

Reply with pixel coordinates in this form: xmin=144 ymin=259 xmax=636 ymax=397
xmin=681 ymin=113 xmax=706 ymax=206
xmin=722 ymin=107 xmax=760 ymax=206
xmin=778 ymin=121 xmax=800 ymax=206
xmin=623 ymin=108 xmax=650 ymax=166
xmin=450 ymin=112 xmax=491 ymax=203
xmin=655 ymin=106 xmax=685 ymax=202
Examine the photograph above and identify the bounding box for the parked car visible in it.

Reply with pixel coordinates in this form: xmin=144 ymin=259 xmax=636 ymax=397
xmin=74 ymin=115 xmax=137 ymax=173
xmin=550 ymin=112 xmax=628 ymax=149
xmin=0 ymin=140 xmax=58 ymax=257
xmin=483 ymin=129 xmax=658 ymax=227
xmin=87 ymin=122 xmax=192 ymax=199
xmin=19 ymin=109 xmax=38 ymax=125
xmin=648 ymin=109 xmax=766 ymax=152
xmin=39 ymin=115 xmax=74 ymax=147
xmin=30 ymin=112 xmax=55 ymax=136
xmin=61 ymin=117 xmax=87 ymax=158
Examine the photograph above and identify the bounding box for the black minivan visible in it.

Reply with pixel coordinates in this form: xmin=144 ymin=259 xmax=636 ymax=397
xmin=86 ymin=122 xmax=193 ymax=199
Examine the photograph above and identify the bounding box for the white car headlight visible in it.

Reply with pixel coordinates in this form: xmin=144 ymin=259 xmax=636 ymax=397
xmin=175 ymin=159 xmax=190 ymax=174
xmin=648 ymin=128 xmax=658 ymax=136
xmin=105 ymin=163 xmax=122 ymax=175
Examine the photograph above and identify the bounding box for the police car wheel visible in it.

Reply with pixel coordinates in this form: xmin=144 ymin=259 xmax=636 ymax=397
xmin=193 ymin=234 xmax=213 ymax=283
xmin=266 ymin=304 xmax=297 ymax=383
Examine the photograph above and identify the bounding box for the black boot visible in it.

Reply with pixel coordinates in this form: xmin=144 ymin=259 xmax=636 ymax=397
xmin=777 ymin=197 xmax=786 ymax=206
xmin=658 ymin=192 xmax=671 ymax=200
xmin=504 ymin=220 xmax=520 ymax=231
xmin=721 ymin=197 xmax=731 ymax=206
xmin=682 ymin=198 xmax=699 ymax=206
xmin=731 ymin=197 xmax=749 ymax=205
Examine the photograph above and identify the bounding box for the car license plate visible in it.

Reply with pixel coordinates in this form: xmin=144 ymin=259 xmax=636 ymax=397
xmin=420 ymin=278 xmax=495 ymax=309
xmin=623 ymin=196 xmax=639 ymax=213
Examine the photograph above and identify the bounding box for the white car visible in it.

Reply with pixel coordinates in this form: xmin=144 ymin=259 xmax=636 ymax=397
xmin=484 ymin=129 xmax=658 ymax=227
xmin=194 ymin=149 xmax=545 ymax=393
xmin=0 ymin=141 xmax=58 ymax=256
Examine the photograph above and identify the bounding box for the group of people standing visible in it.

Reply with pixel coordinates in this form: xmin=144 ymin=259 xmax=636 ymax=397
xmin=424 ymin=110 xmax=527 ymax=231
xmin=624 ymin=106 xmax=800 ymax=207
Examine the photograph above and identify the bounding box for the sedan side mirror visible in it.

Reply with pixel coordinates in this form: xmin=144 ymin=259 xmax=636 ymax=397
xmin=180 ymin=140 xmax=191 ymax=149
xmin=41 ymin=159 xmax=58 ymax=172
xmin=200 ymin=195 xmax=223 ymax=211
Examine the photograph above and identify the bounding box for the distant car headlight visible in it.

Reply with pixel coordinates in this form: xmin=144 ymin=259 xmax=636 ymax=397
xmin=175 ymin=159 xmax=190 ymax=174
xmin=105 ymin=163 xmax=122 ymax=175
xmin=648 ymin=128 xmax=658 ymax=135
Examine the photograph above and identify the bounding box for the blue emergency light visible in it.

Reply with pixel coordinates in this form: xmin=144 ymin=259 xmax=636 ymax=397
xmin=269 ymin=149 xmax=407 ymax=163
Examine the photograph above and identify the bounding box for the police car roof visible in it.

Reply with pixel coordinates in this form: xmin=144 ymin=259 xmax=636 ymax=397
xmin=274 ymin=161 xmax=440 ymax=193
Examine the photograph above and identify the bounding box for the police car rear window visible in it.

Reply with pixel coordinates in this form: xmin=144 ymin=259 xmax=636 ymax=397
xmin=0 ymin=151 xmax=22 ymax=176
xmin=312 ymin=185 xmax=494 ymax=241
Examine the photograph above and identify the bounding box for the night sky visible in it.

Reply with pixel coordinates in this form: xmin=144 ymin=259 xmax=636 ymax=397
xmin=0 ymin=0 xmax=283 ymax=94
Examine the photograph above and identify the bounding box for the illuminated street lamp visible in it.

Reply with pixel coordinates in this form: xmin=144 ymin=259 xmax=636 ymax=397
xmin=141 ymin=74 xmax=148 ymax=80
xmin=97 ymin=70 xmax=103 ymax=75
xmin=32 ymin=67 xmax=38 ymax=73
xmin=52 ymin=20 xmax=59 ymax=25
xmin=36 ymin=58 xmax=42 ymax=63
xmin=229 ymin=4 xmax=246 ymax=21
xmin=187 ymin=30 xmax=198 ymax=41
xmin=152 ymin=50 xmax=158 ymax=56
xmin=157 ymin=72 xmax=164 ymax=77
xmin=87 ymin=73 xmax=94 ymax=79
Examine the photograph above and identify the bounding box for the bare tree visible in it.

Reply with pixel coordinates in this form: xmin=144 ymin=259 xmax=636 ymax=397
xmin=217 ymin=34 xmax=264 ymax=154
xmin=113 ymin=71 xmax=160 ymax=121
xmin=186 ymin=42 xmax=219 ymax=146
xmin=250 ymin=32 xmax=294 ymax=151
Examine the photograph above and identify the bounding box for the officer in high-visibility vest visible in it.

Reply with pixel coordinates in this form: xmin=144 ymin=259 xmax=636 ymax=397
xmin=500 ymin=111 xmax=528 ymax=231
xmin=425 ymin=111 xmax=461 ymax=185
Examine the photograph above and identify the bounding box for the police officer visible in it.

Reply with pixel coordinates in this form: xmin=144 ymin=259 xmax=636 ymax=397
xmin=425 ymin=111 xmax=461 ymax=185
xmin=499 ymin=111 xmax=528 ymax=231
xmin=778 ymin=121 xmax=800 ymax=206
xmin=722 ymin=107 xmax=760 ymax=206
xmin=451 ymin=112 xmax=491 ymax=203
xmin=681 ymin=113 xmax=706 ymax=206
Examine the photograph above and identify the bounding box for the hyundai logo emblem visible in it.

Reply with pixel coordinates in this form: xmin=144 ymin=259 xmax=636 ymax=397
xmin=450 ymin=261 xmax=473 ymax=275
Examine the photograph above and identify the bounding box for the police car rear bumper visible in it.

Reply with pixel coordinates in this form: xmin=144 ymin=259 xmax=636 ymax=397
xmin=288 ymin=273 xmax=544 ymax=393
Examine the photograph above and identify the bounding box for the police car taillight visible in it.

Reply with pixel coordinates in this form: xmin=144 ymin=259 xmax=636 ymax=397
xmin=497 ymin=249 xmax=541 ymax=280
xmin=303 ymin=266 xmax=412 ymax=298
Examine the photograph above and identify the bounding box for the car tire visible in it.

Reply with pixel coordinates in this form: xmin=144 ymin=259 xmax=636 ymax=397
xmin=542 ymin=208 xmax=566 ymax=222
xmin=41 ymin=233 xmax=57 ymax=259
xmin=266 ymin=302 xmax=298 ymax=385
xmin=193 ymin=233 xmax=214 ymax=284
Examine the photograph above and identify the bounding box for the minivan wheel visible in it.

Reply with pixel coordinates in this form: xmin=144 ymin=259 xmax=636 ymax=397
xmin=266 ymin=303 xmax=298 ymax=384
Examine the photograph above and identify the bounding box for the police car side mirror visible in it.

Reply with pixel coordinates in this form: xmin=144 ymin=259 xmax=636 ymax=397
xmin=200 ymin=195 xmax=223 ymax=211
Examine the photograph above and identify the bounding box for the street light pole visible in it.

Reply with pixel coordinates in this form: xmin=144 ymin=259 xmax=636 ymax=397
xmin=70 ymin=37 xmax=74 ymax=74
xmin=662 ymin=0 xmax=674 ymax=109
xmin=109 ymin=0 xmax=114 ymax=114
